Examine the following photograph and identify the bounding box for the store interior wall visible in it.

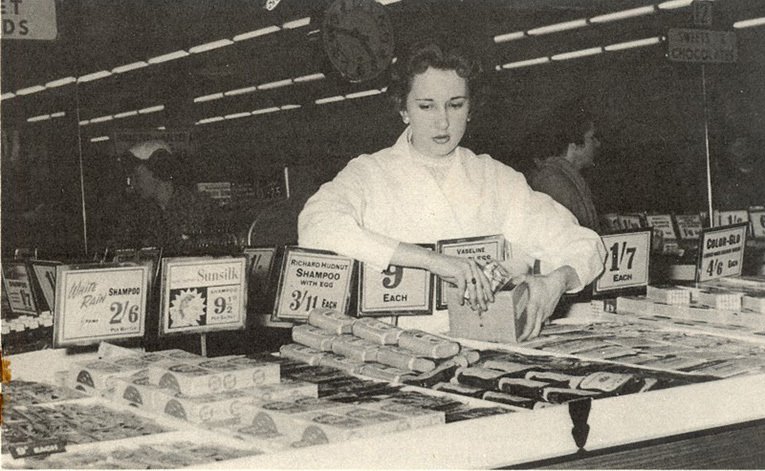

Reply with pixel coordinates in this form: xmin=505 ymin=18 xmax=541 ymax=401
xmin=2 ymin=0 xmax=763 ymax=258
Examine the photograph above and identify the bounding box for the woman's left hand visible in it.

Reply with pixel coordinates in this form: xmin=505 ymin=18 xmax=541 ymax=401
xmin=512 ymin=266 xmax=579 ymax=341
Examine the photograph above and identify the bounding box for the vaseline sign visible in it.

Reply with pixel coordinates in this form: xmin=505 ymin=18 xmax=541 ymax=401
xmin=2 ymin=0 xmax=57 ymax=40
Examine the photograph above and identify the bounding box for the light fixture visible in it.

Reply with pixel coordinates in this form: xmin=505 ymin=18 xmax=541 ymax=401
xmin=79 ymin=120 xmax=91 ymax=126
xmin=90 ymin=136 xmax=110 ymax=142
xmin=733 ymin=17 xmax=765 ymax=29
xmin=258 ymin=78 xmax=293 ymax=90
xmin=263 ymin=0 xmax=283 ymax=11
xmin=189 ymin=39 xmax=234 ymax=54
xmin=377 ymin=0 xmax=401 ymax=4
xmin=112 ymin=61 xmax=149 ymax=74
xmin=345 ymin=89 xmax=382 ymax=99
xmin=551 ymin=47 xmax=604 ymax=61
xmin=157 ymin=126 xmax=166 ymax=130
xmin=138 ymin=105 xmax=165 ymax=114
xmin=194 ymin=92 xmax=225 ymax=103
xmin=282 ymin=17 xmax=311 ymax=29
xmin=196 ymin=116 xmax=225 ymax=125
xmin=50 ymin=111 xmax=66 ymax=118
xmin=147 ymin=50 xmax=189 ymax=64
xmin=604 ymin=36 xmax=663 ymax=51
xmin=500 ymin=57 xmax=551 ymax=69
xmin=657 ymin=0 xmax=693 ymax=10
xmin=293 ymin=73 xmax=326 ymax=83
xmin=27 ymin=114 xmax=51 ymax=123
xmin=280 ymin=104 xmax=301 ymax=110
xmin=90 ymin=115 xmax=114 ymax=123
xmin=590 ymin=6 xmax=656 ymax=24
xmin=224 ymin=86 xmax=257 ymax=97
xmin=315 ymin=95 xmax=345 ymax=105
xmin=45 ymin=77 xmax=76 ymax=88
xmin=114 ymin=110 xmax=139 ymax=119
xmin=1 ymin=92 xmax=16 ymax=100
xmin=528 ymin=18 xmax=588 ymax=36
xmin=77 ymin=70 xmax=113 ymax=83
xmin=233 ymin=26 xmax=281 ymax=41
xmin=252 ymin=107 xmax=281 ymax=115
xmin=379 ymin=86 xmax=388 ymax=93
xmin=493 ymin=31 xmax=526 ymax=44
xmin=225 ymin=112 xmax=252 ymax=120
xmin=16 ymin=85 xmax=46 ymax=95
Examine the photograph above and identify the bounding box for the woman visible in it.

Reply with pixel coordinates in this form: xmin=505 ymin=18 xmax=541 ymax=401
xmin=299 ymin=40 xmax=605 ymax=340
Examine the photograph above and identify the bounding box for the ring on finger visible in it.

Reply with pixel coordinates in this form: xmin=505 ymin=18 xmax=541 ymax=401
xmin=471 ymin=277 xmax=477 ymax=285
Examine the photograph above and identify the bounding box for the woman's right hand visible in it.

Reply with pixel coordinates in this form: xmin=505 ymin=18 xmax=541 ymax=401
xmin=426 ymin=252 xmax=494 ymax=311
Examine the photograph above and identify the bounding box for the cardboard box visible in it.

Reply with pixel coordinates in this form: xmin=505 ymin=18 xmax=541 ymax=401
xmin=109 ymin=373 xmax=174 ymax=410
xmin=447 ymin=284 xmax=529 ymax=343
xmin=67 ymin=359 xmax=146 ymax=394
xmin=157 ymin=388 xmax=255 ymax=424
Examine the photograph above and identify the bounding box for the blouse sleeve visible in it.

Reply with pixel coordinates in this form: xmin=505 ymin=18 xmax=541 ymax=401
xmin=298 ymin=156 xmax=400 ymax=271
xmin=499 ymin=164 xmax=606 ymax=291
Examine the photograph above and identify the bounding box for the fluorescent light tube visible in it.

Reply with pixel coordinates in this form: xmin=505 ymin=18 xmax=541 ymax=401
xmin=225 ymin=112 xmax=252 ymax=120
xmin=50 ymin=111 xmax=66 ymax=118
xmin=233 ymin=26 xmax=281 ymax=41
xmin=528 ymin=19 xmax=588 ymax=36
xmin=79 ymin=120 xmax=90 ymax=126
xmin=280 ymin=104 xmax=301 ymax=110
xmin=194 ymin=93 xmax=225 ymax=103
xmin=605 ymin=36 xmax=663 ymax=51
xmin=138 ymin=105 xmax=165 ymax=114
xmin=147 ymin=50 xmax=189 ymax=64
xmin=345 ymin=89 xmax=382 ymax=99
xmin=90 ymin=115 xmax=114 ymax=123
xmin=293 ymin=73 xmax=326 ymax=83
xmin=16 ymin=85 xmax=46 ymax=95
xmin=258 ymin=78 xmax=293 ymax=90
xmin=657 ymin=0 xmax=693 ymax=10
xmin=493 ymin=31 xmax=525 ymax=43
xmin=27 ymin=114 xmax=51 ymax=122
xmin=157 ymin=126 xmax=166 ymax=130
xmin=1 ymin=92 xmax=15 ymax=100
xmin=251 ymin=107 xmax=281 ymax=115
xmin=224 ymin=86 xmax=257 ymax=96
xmin=734 ymin=17 xmax=765 ymax=29
xmin=114 ymin=110 xmax=139 ymax=119
xmin=90 ymin=136 xmax=110 ymax=142
xmin=78 ymin=70 xmax=113 ymax=82
xmin=189 ymin=39 xmax=234 ymax=54
xmin=315 ymin=95 xmax=345 ymax=105
xmin=45 ymin=77 xmax=76 ymax=88
xmin=551 ymin=47 xmax=603 ymax=61
xmin=590 ymin=6 xmax=656 ymax=23
xmin=112 ymin=61 xmax=149 ymax=73
xmin=501 ymin=56 xmax=551 ymax=69
xmin=196 ymin=116 xmax=225 ymax=124
xmin=377 ymin=0 xmax=400 ymax=4
xmin=283 ymin=17 xmax=311 ymax=29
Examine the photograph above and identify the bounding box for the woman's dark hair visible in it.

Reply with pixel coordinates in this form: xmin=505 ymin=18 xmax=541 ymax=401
xmin=388 ymin=38 xmax=483 ymax=114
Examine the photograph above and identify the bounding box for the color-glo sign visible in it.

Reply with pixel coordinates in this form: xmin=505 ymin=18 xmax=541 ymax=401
xmin=697 ymin=223 xmax=747 ymax=282
xmin=668 ymin=28 xmax=736 ymax=63
xmin=594 ymin=230 xmax=652 ymax=294
xmin=1 ymin=0 xmax=57 ymax=40
xmin=435 ymin=235 xmax=506 ymax=309
xmin=53 ymin=264 xmax=149 ymax=347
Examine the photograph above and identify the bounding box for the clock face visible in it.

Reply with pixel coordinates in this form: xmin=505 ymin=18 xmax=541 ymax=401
xmin=323 ymin=0 xmax=395 ymax=83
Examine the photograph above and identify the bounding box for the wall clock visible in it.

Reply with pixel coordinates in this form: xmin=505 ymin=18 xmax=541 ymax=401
xmin=323 ymin=0 xmax=395 ymax=83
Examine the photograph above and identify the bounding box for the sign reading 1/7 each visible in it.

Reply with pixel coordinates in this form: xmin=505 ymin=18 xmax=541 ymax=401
xmin=697 ymin=223 xmax=747 ymax=282
xmin=594 ymin=230 xmax=651 ymax=293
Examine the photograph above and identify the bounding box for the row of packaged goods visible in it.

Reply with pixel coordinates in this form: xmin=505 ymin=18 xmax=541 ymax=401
xmin=5 ymin=296 xmax=765 ymax=468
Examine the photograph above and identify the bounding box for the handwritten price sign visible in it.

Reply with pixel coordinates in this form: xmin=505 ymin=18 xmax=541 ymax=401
xmin=273 ymin=248 xmax=354 ymax=322
xmin=674 ymin=214 xmax=703 ymax=240
xmin=594 ymin=230 xmax=652 ymax=294
xmin=358 ymin=246 xmax=434 ymax=316
xmin=53 ymin=264 xmax=149 ymax=347
xmin=696 ymin=223 xmax=748 ymax=282
xmin=714 ymin=209 xmax=749 ymax=228
xmin=435 ymin=235 xmax=506 ymax=309
xmin=645 ymin=214 xmax=677 ymax=240
xmin=2 ymin=261 xmax=39 ymax=315
xmin=160 ymin=257 xmax=247 ymax=335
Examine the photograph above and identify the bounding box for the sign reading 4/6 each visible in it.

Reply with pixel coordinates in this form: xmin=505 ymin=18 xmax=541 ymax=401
xmin=273 ymin=248 xmax=354 ymax=321
xmin=594 ymin=230 xmax=651 ymax=294
xmin=359 ymin=253 xmax=434 ymax=317
xmin=160 ymin=257 xmax=247 ymax=335
xmin=53 ymin=264 xmax=149 ymax=347
xmin=697 ymin=223 xmax=748 ymax=282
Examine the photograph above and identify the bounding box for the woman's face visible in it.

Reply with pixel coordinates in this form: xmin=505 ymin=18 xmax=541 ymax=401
xmin=401 ymin=67 xmax=470 ymax=158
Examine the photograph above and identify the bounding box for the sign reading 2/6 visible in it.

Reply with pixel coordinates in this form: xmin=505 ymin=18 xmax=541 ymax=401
xmin=594 ymin=230 xmax=652 ymax=294
xmin=697 ymin=223 xmax=748 ymax=282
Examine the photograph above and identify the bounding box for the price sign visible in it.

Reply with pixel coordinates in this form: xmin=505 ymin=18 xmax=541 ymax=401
xmin=696 ymin=223 xmax=748 ymax=282
xmin=359 ymin=245 xmax=434 ymax=317
xmin=645 ymin=214 xmax=677 ymax=241
xmin=594 ymin=230 xmax=652 ymax=294
xmin=243 ymin=246 xmax=291 ymax=328
xmin=601 ymin=213 xmax=620 ymax=233
xmin=617 ymin=214 xmax=644 ymax=230
xmin=272 ymin=247 xmax=354 ymax=322
xmin=159 ymin=257 xmax=247 ymax=335
xmin=675 ymin=214 xmax=703 ymax=240
xmin=53 ymin=264 xmax=149 ymax=346
xmin=714 ymin=209 xmax=749 ymax=228
xmin=435 ymin=235 xmax=506 ymax=309
xmin=749 ymin=208 xmax=765 ymax=240
xmin=29 ymin=260 xmax=60 ymax=312
xmin=2 ymin=261 xmax=39 ymax=315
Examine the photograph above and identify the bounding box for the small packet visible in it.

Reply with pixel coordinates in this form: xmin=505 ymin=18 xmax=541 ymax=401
xmin=464 ymin=260 xmax=512 ymax=301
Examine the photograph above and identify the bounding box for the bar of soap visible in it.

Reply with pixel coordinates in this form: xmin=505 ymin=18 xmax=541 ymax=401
xmin=397 ymin=330 xmax=460 ymax=359
xmin=279 ymin=343 xmax=327 ymax=366
xmin=292 ymin=324 xmax=337 ymax=352
xmin=307 ymin=308 xmax=356 ymax=335
xmin=351 ymin=318 xmax=403 ymax=345
xmin=330 ymin=335 xmax=380 ymax=363
xmin=376 ymin=345 xmax=436 ymax=372
xmin=697 ymin=288 xmax=743 ymax=311
xmin=646 ymin=284 xmax=691 ymax=305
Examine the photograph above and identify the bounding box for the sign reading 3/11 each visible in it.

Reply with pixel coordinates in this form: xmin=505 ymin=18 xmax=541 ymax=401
xmin=273 ymin=248 xmax=354 ymax=321
xmin=53 ymin=264 xmax=149 ymax=346
xmin=160 ymin=257 xmax=247 ymax=335
xmin=594 ymin=230 xmax=651 ymax=293
xmin=697 ymin=223 xmax=748 ymax=282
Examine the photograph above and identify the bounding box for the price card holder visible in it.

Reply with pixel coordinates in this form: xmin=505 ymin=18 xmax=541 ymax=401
xmin=159 ymin=256 xmax=247 ymax=336
xmin=28 ymin=260 xmax=61 ymax=313
xmin=243 ymin=246 xmax=292 ymax=328
xmin=435 ymin=234 xmax=507 ymax=310
xmin=617 ymin=214 xmax=645 ymax=230
xmin=53 ymin=263 xmax=150 ymax=347
xmin=358 ymin=244 xmax=434 ymax=317
xmin=2 ymin=260 xmax=40 ymax=315
xmin=593 ymin=229 xmax=652 ymax=297
xmin=674 ymin=214 xmax=703 ymax=241
xmin=749 ymin=208 xmax=765 ymax=240
xmin=696 ymin=222 xmax=748 ymax=282
xmin=272 ymin=247 xmax=355 ymax=322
